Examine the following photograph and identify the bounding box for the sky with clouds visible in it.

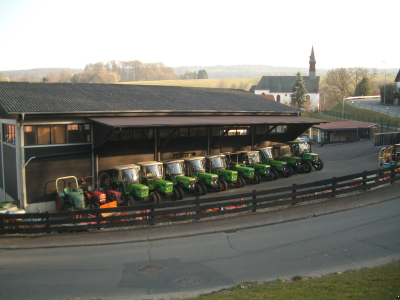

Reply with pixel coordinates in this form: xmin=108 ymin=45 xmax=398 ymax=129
xmin=0 ymin=0 xmax=398 ymax=71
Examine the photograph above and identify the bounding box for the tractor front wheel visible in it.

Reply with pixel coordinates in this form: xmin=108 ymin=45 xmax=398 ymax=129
xmin=93 ymin=202 xmax=100 ymax=209
xmin=221 ymin=181 xmax=228 ymax=191
xmin=201 ymin=184 xmax=207 ymax=195
xmin=171 ymin=188 xmax=179 ymax=201
xmin=256 ymin=173 xmax=262 ymax=183
xmin=194 ymin=183 xmax=202 ymax=196
xmin=155 ymin=192 xmax=161 ymax=203
xmin=234 ymin=180 xmax=241 ymax=188
xmin=314 ymin=159 xmax=324 ymax=170
xmin=214 ymin=182 xmax=222 ymax=192
xmin=177 ymin=188 xmax=184 ymax=200
xmin=240 ymin=177 xmax=246 ymax=187
xmin=55 ymin=195 xmax=65 ymax=211
xmin=303 ymin=161 xmax=312 ymax=173
xmin=151 ymin=193 xmax=158 ymax=203
xmin=127 ymin=196 xmax=134 ymax=206
xmin=297 ymin=164 xmax=304 ymax=174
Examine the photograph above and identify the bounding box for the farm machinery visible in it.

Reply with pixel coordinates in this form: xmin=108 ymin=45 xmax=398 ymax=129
xmin=223 ymin=152 xmax=259 ymax=184
xmin=272 ymin=145 xmax=311 ymax=174
xmin=80 ymin=176 xmax=107 ymax=208
xmin=163 ymin=159 xmax=203 ymax=197
xmin=136 ymin=161 xmax=175 ymax=202
xmin=235 ymin=151 xmax=275 ymax=181
xmin=254 ymin=146 xmax=290 ymax=178
xmin=286 ymin=141 xmax=324 ymax=171
xmin=55 ymin=176 xmax=88 ymax=211
xmin=183 ymin=156 xmax=223 ymax=192
xmin=110 ymin=165 xmax=150 ymax=205
xmin=204 ymin=154 xmax=240 ymax=188
xmin=379 ymin=144 xmax=400 ymax=169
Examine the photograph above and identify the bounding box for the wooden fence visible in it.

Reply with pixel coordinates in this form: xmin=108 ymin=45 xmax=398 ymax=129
xmin=375 ymin=132 xmax=400 ymax=147
xmin=1 ymin=166 xmax=399 ymax=235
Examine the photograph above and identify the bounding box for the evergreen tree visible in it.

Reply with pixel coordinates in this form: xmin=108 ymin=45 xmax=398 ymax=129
xmin=354 ymin=77 xmax=372 ymax=96
xmin=290 ymin=72 xmax=308 ymax=109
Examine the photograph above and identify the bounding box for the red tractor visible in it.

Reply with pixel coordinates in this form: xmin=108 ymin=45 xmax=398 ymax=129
xmin=80 ymin=176 xmax=108 ymax=209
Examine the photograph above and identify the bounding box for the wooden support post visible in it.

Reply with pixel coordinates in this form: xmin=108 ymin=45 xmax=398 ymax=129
xmin=331 ymin=177 xmax=336 ymax=197
xmin=195 ymin=196 xmax=200 ymax=220
xmin=46 ymin=211 xmax=50 ymax=234
xmin=362 ymin=170 xmax=367 ymax=191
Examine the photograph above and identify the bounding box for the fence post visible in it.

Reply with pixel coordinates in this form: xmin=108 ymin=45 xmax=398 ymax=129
xmin=0 ymin=213 xmax=3 ymax=235
xmin=195 ymin=196 xmax=200 ymax=219
xmin=149 ymin=206 xmax=155 ymax=225
xmin=390 ymin=167 xmax=395 ymax=184
xmin=46 ymin=211 xmax=50 ymax=234
xmin=331 ymin=177 xmax=336 ymax=197
xmin=362 ymin=170 xmax=367 ymax=191
xmin=292 ymin=184 xmax=297 ymax=205
xmin=96 ymin=211 xmax=101 ymax=230
xmin=252 ymin=190 xmax=257 ymax=212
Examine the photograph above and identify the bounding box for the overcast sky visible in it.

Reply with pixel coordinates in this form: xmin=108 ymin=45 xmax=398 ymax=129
xmin=0 ymin=0 xmax=398 ymax=71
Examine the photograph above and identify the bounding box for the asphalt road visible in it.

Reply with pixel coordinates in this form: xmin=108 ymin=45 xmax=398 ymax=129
xmin=0 ymin=197 xmax=398 ymax=300
xmin=348 ymin=99 xmax=400 ymax=118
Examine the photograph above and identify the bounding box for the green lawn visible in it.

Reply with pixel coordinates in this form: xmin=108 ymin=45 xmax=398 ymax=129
xmin=185 ymin=260 xmax=400 ymax=300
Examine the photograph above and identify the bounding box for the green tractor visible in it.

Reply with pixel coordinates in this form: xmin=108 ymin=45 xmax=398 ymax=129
xmin=204 ymin=154 xmax=240 ymax=189
xmin=254 ymin=146 xmax=291 ymax=178
xmin=183 ymin=156 xmax=223 ymax=193
xmin=163 ymin=159 xmax=203 ymax=197
xmin=136 ymin=161 xmax=175 ymax=202
xmin=287 ymin=141 xmax=324 ymax=171
xmin=110 ymin=164 xmax=151 ymax=205
xmin=223 ymin=152 xmax=260 ymax=184
xmin=272 ymin=145 xmax=311 ymax=174
xmin=55 ymin=176 xmax=88 ymax=211
xmin=236 ymin=151 xmax=276 ymax=181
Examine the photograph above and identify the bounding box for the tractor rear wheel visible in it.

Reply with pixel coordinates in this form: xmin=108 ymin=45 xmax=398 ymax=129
xmin=177 ymin=188 xmax=184 ymax=200
xmin=55 ymin=196 xmax=65 ymax=211
xmin=171 ymin=188 xmax=179 ymax=201
xmin=314 ymin=158 xmax=324 ymax=170
xmin=194 ymin=183 xmax=202 ymax=196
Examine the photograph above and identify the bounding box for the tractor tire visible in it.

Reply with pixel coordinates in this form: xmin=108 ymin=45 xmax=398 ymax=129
xmin=220 ymin=181 xmax=228 ymax=191
xmin=214 ymin=182 xmax=222 ymax=192
xmin=55 ymin=196 xmax=65 ymax=211
xmin=288 ymin=166 xmax=294 ymax=176
xmin=296 ymin=164 xmax=304 ymax=174
xmin=127 ymin=196 xmax=134 ymax=206
xmin=89 ymin=203 xmax=95 ymax=209
xmin=234 ymin=180 xmax=241 ymax=188
xmin=194 ymin=183 xmax=202 ymax=196
xmin=314 ymin=158 xmax=324 ymax=170
xmin=303 ymin=161 xmax=313 ymax=173
xmin=273 ymin=169 xmax=279 ymax=180
xmin=94 ymin=202 xmax=100 ymax=209
xmin=151 ymin=193 xmax=158 ymax=203
xmin=266 ymin=172 xmax=273 ymax=181
xmin=239 ymin=177 xmax=245 ymax=187
xmin=256 ymin=173 xmax=262 ymax=183
xmin=155 ymin=192 xmax=161 ymax=203
xmin=171 ymin=188 xmax=179 ymax=201
xmin=177 ymin=188 xmax=184 ymax=200
xmin=201 ymin=184 xmax=207 ymax=195
xmin=250 ymin=176 xmax=257 ymax=184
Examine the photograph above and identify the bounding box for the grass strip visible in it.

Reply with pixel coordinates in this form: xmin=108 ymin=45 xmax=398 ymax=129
xmin=186 ymin=260 xmax=400 ymax=300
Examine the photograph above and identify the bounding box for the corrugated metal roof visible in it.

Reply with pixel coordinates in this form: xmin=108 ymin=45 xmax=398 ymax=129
xmin=313 ymin=121 xmax=376 ymax=130
xmin=89 ymin=115 xmax=325 ymax=127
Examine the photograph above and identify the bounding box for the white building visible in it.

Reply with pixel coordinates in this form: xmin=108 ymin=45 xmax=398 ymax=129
xmin=254 ymin=47 xmax=320 ymax=109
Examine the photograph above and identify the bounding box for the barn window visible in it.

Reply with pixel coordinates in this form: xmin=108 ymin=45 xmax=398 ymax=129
xmin=277 ymin=95 xmax=281 ymax=103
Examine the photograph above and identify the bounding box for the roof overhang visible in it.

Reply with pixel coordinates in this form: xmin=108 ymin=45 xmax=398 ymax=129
xmin=89 ymin=116 xmax=326 ymax=128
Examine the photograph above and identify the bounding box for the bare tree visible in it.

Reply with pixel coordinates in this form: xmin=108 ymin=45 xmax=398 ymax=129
xmin=325 ymin=68 xmax=353 ymax=101
xmin=348 ymin=67 xmax=378 ymax=91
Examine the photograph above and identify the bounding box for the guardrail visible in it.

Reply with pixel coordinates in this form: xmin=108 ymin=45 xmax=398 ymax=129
xmin=1 ymin=166 xmax=399 ymax=235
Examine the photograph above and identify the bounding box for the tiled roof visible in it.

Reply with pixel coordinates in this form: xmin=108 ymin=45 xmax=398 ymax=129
xmin=395 ymin=69 xmax=400 ymax=83
xmin=255 ymin=76 xmax=320 ymax=93
xmin=0 ymin=82 xmax=300 ymax=114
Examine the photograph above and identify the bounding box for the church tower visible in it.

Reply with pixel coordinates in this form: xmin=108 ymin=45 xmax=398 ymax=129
xmin=309 ymin=46 xmax=316 ymax=80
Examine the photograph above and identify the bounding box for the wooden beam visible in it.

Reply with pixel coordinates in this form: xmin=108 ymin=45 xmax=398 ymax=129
xmin=255 ymin=125 xmax=278 ymax=146
xmin=158 ymin=128 xmax=179 ymax=152
xmin=211 ymin=126 xmax=234 ymax=149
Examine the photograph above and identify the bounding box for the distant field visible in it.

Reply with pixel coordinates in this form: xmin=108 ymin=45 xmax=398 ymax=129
xmin=119 ymin=78 xmax=260 ymax=91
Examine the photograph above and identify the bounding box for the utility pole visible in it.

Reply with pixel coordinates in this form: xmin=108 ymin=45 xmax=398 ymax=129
xmin=383 ymin=61 xmax=386 ymax=104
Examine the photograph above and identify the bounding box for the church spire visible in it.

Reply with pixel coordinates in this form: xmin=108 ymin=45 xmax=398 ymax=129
xmin=309 ymin=46 xmax=316 ymax=80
